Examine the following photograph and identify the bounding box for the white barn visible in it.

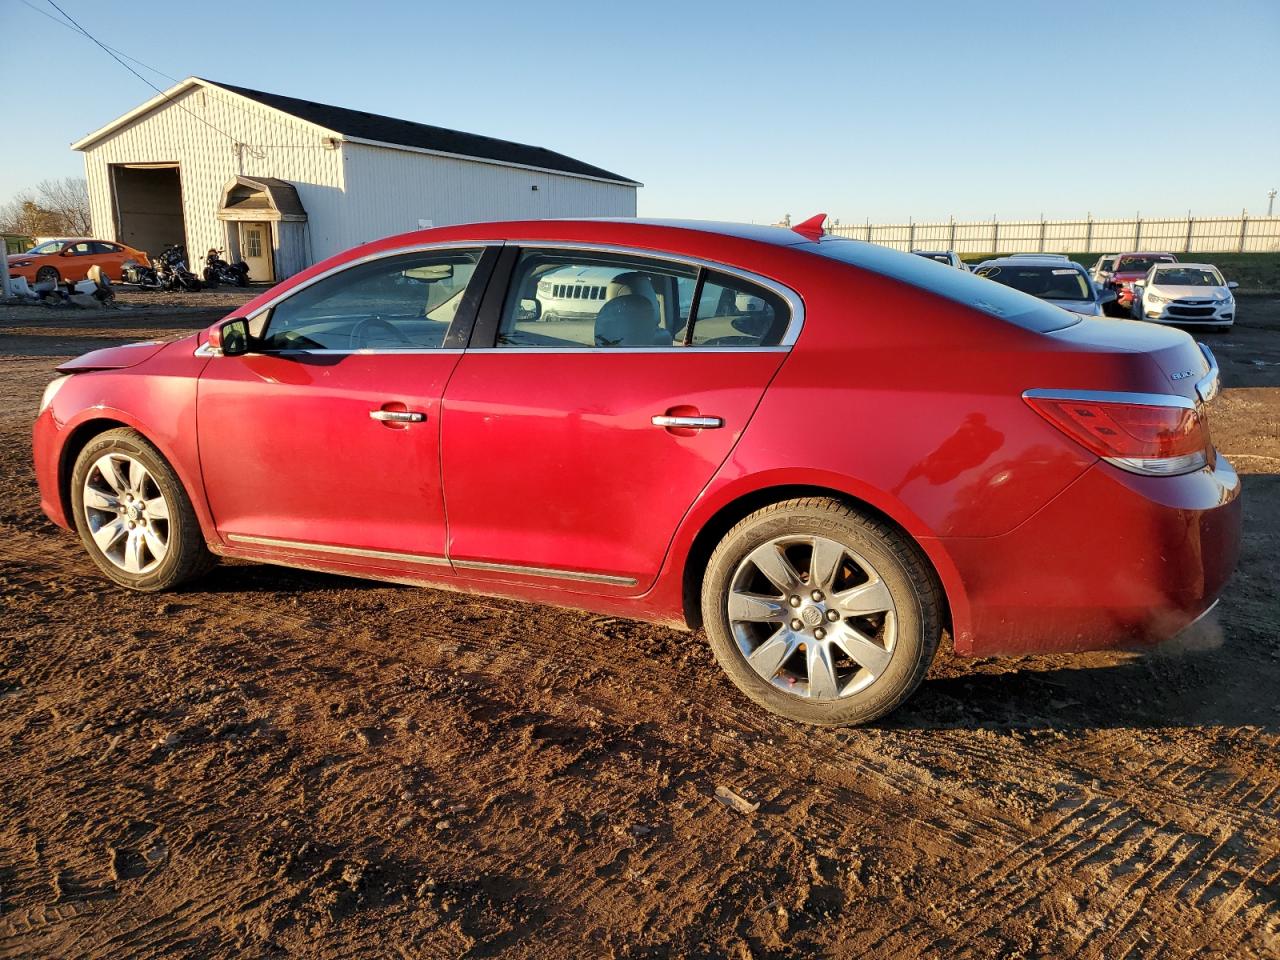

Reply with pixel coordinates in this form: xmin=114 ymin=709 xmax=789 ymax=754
xmin=73 ymin=77 xmax=639 ymax=282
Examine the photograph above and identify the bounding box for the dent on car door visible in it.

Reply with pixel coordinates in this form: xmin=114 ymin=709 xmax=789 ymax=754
xmin=440 ymin=246 xmax=798 ymax=592
xmin=196 ymin=244 xmax=498 ymax=562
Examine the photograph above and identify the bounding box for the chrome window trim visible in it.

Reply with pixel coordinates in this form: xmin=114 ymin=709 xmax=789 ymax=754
xmin=226 ymin=533 xmax=450 ymax=567
xmin=1022 ymin=388 xmax=1196 ymax=410
xmin=493 ymin=240 xmax=805 ymax=350
xmin=252 ymin=240 xmax=503 ymax=316
xmin=225 ymin=533 xmax=637 ymax=587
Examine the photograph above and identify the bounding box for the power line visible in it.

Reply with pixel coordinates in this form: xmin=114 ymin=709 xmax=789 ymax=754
xmin=17 ymin=0 xmax=179 ymax=85
xmin=28 ymin=0 xmax=323 ymax=155
xmin=41 ymin=0 xmax=243 ymax=145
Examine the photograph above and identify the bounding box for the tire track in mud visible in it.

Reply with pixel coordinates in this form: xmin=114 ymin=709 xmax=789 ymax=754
xmin=4 ymin=485 xmax=1280 ymax=953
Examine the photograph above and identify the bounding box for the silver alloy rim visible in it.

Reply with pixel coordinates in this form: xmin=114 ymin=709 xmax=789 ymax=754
xmin=82 ymin=453 xmax=171 ymax=575
xmin=727 ymin=535 xmax=897 ymax=701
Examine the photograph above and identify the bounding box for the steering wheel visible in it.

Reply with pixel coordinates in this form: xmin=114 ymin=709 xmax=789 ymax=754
xmin=348 ymin=316 xmax=411 ymax=349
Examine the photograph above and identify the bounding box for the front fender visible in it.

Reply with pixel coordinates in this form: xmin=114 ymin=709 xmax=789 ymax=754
xmin=44 ymin=345 xmax=215 ymax=543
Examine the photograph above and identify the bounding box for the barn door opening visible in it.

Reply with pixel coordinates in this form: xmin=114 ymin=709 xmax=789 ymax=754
xmin=110 ymin=164 xmax=185 ymax=262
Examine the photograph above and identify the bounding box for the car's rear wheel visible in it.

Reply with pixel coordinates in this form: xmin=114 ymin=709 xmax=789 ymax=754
xmin=35 ymin=266 xmax=60 ymax=285
xmin=701 ymin=497 xmax=941 ymax=726
xmin=70 ymin=429 xmax=215 ymax=591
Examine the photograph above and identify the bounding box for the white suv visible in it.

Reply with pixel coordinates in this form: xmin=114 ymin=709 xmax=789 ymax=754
xmin=1133 ymin=263 xmax=1237 ymax=328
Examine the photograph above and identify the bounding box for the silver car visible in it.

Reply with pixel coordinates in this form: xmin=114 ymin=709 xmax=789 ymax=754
xmin=972 ymin=256 xmax=1117 ymax=317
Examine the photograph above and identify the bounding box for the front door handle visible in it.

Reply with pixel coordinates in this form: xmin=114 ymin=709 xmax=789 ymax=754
xmin=369 ymin=409 xmax=426 ymax=423
xmin=651 ymin=415 xmax=723 ymax=429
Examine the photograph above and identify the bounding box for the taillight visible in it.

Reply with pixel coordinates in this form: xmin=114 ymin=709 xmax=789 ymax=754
xmin=1023 ymin=390 xmax=1211 ymax=476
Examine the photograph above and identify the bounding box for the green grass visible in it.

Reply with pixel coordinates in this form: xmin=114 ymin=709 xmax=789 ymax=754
xmin=958 ymin=251 xmax=1280 ymax=293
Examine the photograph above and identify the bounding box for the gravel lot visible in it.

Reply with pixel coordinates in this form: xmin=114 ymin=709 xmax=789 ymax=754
xmin=1 ymin=299 xmax=1278 ymax=958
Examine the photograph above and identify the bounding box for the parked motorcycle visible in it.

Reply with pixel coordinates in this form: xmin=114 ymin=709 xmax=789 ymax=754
xmin=155 ymin=244 xmax=203 ymax=291
xmin=121 ymin=258 xmax=163 ymax=290
xmin=202 ymin=248 xmax=250 ymax=287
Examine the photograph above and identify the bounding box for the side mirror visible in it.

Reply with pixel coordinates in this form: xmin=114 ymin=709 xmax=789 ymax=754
xmin=515 ymin=297 xmax=542 ymax=322
xmin=1098 ymin=288 xmax=1118 ymax=305
xmin=210 ymin=317 xmax=251 ymax=356
xmin=1227 ymin=281 xmax=1239 ymax=290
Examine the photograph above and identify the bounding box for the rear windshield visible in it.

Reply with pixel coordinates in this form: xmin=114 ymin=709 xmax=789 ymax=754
xmin=1152 ymin=267 xmax=1223 ymax=287
xmin=974 ymin=264 xmax=1092 ymax=301
xmin=1116 ymin=255 xmax=1174 ymax=273
xmin=913 ymin=252 xmax=950 ymax=264
xmin=802 ymin=239 xmax=1081 ymax=332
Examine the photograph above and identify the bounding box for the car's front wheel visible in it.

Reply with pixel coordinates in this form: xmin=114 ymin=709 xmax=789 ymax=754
xmin=701 ymin=497 xmax=942 ymax=726
xmin=70 ymin=428 xmax=216 ymax=591
xmin=35 ymin=266 xmax=60 ymax=285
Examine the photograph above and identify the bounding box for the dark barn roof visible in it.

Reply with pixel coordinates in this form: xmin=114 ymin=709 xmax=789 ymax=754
xmin=203 ymin=80 xmax=635 ymax=185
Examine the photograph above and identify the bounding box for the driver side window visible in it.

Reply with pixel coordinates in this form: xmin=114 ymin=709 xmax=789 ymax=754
xmin=258 ymin=248 xmax=482 ymax=351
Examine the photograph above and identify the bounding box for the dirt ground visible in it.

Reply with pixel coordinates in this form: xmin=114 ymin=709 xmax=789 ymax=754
xmin=0 ymin=298 xmax=1278 ymax=959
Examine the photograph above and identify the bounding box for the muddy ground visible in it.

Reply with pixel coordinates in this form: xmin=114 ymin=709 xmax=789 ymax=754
xmin=0 ymin=299 xmax=1277 ymax=959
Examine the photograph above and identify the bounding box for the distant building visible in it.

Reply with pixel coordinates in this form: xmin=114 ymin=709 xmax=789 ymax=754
xmin=73 ymin=77 xmax=639 ymax=281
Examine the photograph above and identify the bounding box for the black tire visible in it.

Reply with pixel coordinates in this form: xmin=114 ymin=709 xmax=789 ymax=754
xmin=203 ymin=268 xmax=219 ymax=288
xmin=700 ymin=497 xmax=942 ymax=726
xmin=236 ymin=273 xmax=249 ymax=288
xmin=35 ymin=266 xmax=60 ymax=284
xmin=70 ymin=428 xmax=216 ymax=592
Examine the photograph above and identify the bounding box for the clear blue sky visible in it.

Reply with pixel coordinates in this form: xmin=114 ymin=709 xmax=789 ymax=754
xmin=2 ymin=0 xmax=1277 ymax=223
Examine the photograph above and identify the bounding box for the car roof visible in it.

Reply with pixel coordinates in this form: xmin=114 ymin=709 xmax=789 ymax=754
xmin=910 ymin=250 xmax=954 ymax=255
xmin=1115 ymin=252 xmax=1176 ymax=258
xmin=1152 ymin=262 xmax=1219 ymax=271
xmin=978 ymin=256 xmax=1086 ymax=269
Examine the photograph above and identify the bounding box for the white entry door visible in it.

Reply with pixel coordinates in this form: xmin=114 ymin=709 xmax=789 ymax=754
xmin=239 ymin=221 xmax=273 ymax=282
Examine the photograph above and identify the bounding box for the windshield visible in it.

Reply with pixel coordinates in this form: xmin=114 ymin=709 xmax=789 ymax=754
xmin=1116 ymin=255 xmax=1174 ymax=274
xmin=912 ymin=252 xmax=950 ymax=264
xmin=1098 ymin=257 xmax=1115 ymax=271
xmin=975 ymin=264 xmax=1092 ymax=301
xmin=803 ymin=239 xmax=1081 ymax=332
xmin=1152 ymin=267 xmax=1224 ymax=287
xmin=26 ymin=240 xmax=67 ymax=255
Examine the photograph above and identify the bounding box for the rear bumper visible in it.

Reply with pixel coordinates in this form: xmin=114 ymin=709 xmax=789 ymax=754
xmin=942 ymin=454 xmax=1242 ymax=657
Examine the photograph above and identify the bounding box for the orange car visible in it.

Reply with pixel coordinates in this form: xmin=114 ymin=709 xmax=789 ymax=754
xmin=6 ymin=238 xmax=149 ymax=285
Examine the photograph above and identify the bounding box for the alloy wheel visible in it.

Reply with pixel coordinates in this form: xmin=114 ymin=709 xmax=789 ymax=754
xmin=727 ymin=535 xmax=897 ymax=700
xmin=82 ymin=453 xmax=171 ymax=574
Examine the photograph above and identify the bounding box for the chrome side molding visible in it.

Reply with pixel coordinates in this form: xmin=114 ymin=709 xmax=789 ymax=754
xmin=224 ymin=534 xmax=637 ymax=586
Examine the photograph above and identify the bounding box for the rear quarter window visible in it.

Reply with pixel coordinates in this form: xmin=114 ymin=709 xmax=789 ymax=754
xmin=802 ymin=239 xmax=1080 ymax=332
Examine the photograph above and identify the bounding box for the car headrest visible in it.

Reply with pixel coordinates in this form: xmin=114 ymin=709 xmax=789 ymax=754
xmin=606 ymin=271 xmax=658 ymax=302
xmin=595 ymin=294 xmax=658 ymax=347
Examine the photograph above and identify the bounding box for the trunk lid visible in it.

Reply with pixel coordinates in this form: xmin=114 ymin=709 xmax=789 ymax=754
xmin=1043 ymin=316 xmax=1215 ymax=403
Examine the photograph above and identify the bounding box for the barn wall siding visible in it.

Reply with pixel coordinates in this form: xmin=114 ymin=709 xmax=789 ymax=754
xmin=81 ymin=86 xmax=347 ymax=273
xmin=80 ymin=84 xmax=638 ymax=277
xmin=340 ymin=142 xmax=637 ymax=244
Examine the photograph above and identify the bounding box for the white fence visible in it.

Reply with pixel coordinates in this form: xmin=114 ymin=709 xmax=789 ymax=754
xmin=820 ymin=214 xmax=1280 ymax=255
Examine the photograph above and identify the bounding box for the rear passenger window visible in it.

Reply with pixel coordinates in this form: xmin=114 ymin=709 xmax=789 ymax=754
xmin=689 ymin=271 xmax=790 ymax=347
xmin=498 ymin=250 xmax=696 ymax=348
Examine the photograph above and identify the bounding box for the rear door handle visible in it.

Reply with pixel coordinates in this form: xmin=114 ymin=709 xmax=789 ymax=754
xmin=651 ymin=415 xmax=723 ymax=429
xmin=369 ymin=409 xmax=426 ymax=423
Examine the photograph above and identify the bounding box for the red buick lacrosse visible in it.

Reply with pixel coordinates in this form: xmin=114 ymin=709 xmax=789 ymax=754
xmin=31 ymin=219 xmax=1241 ymax=725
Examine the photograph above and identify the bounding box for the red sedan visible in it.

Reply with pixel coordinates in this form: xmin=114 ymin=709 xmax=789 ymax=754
xmin=31 ymin=219 xmax=1240 ymax=725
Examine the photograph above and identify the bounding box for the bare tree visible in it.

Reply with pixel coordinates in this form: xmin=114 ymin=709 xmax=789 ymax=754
xmin=37 ymin=177 xmax=91 ymax=234
xmin=0 ymin=178 xmax=91 ymax=236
